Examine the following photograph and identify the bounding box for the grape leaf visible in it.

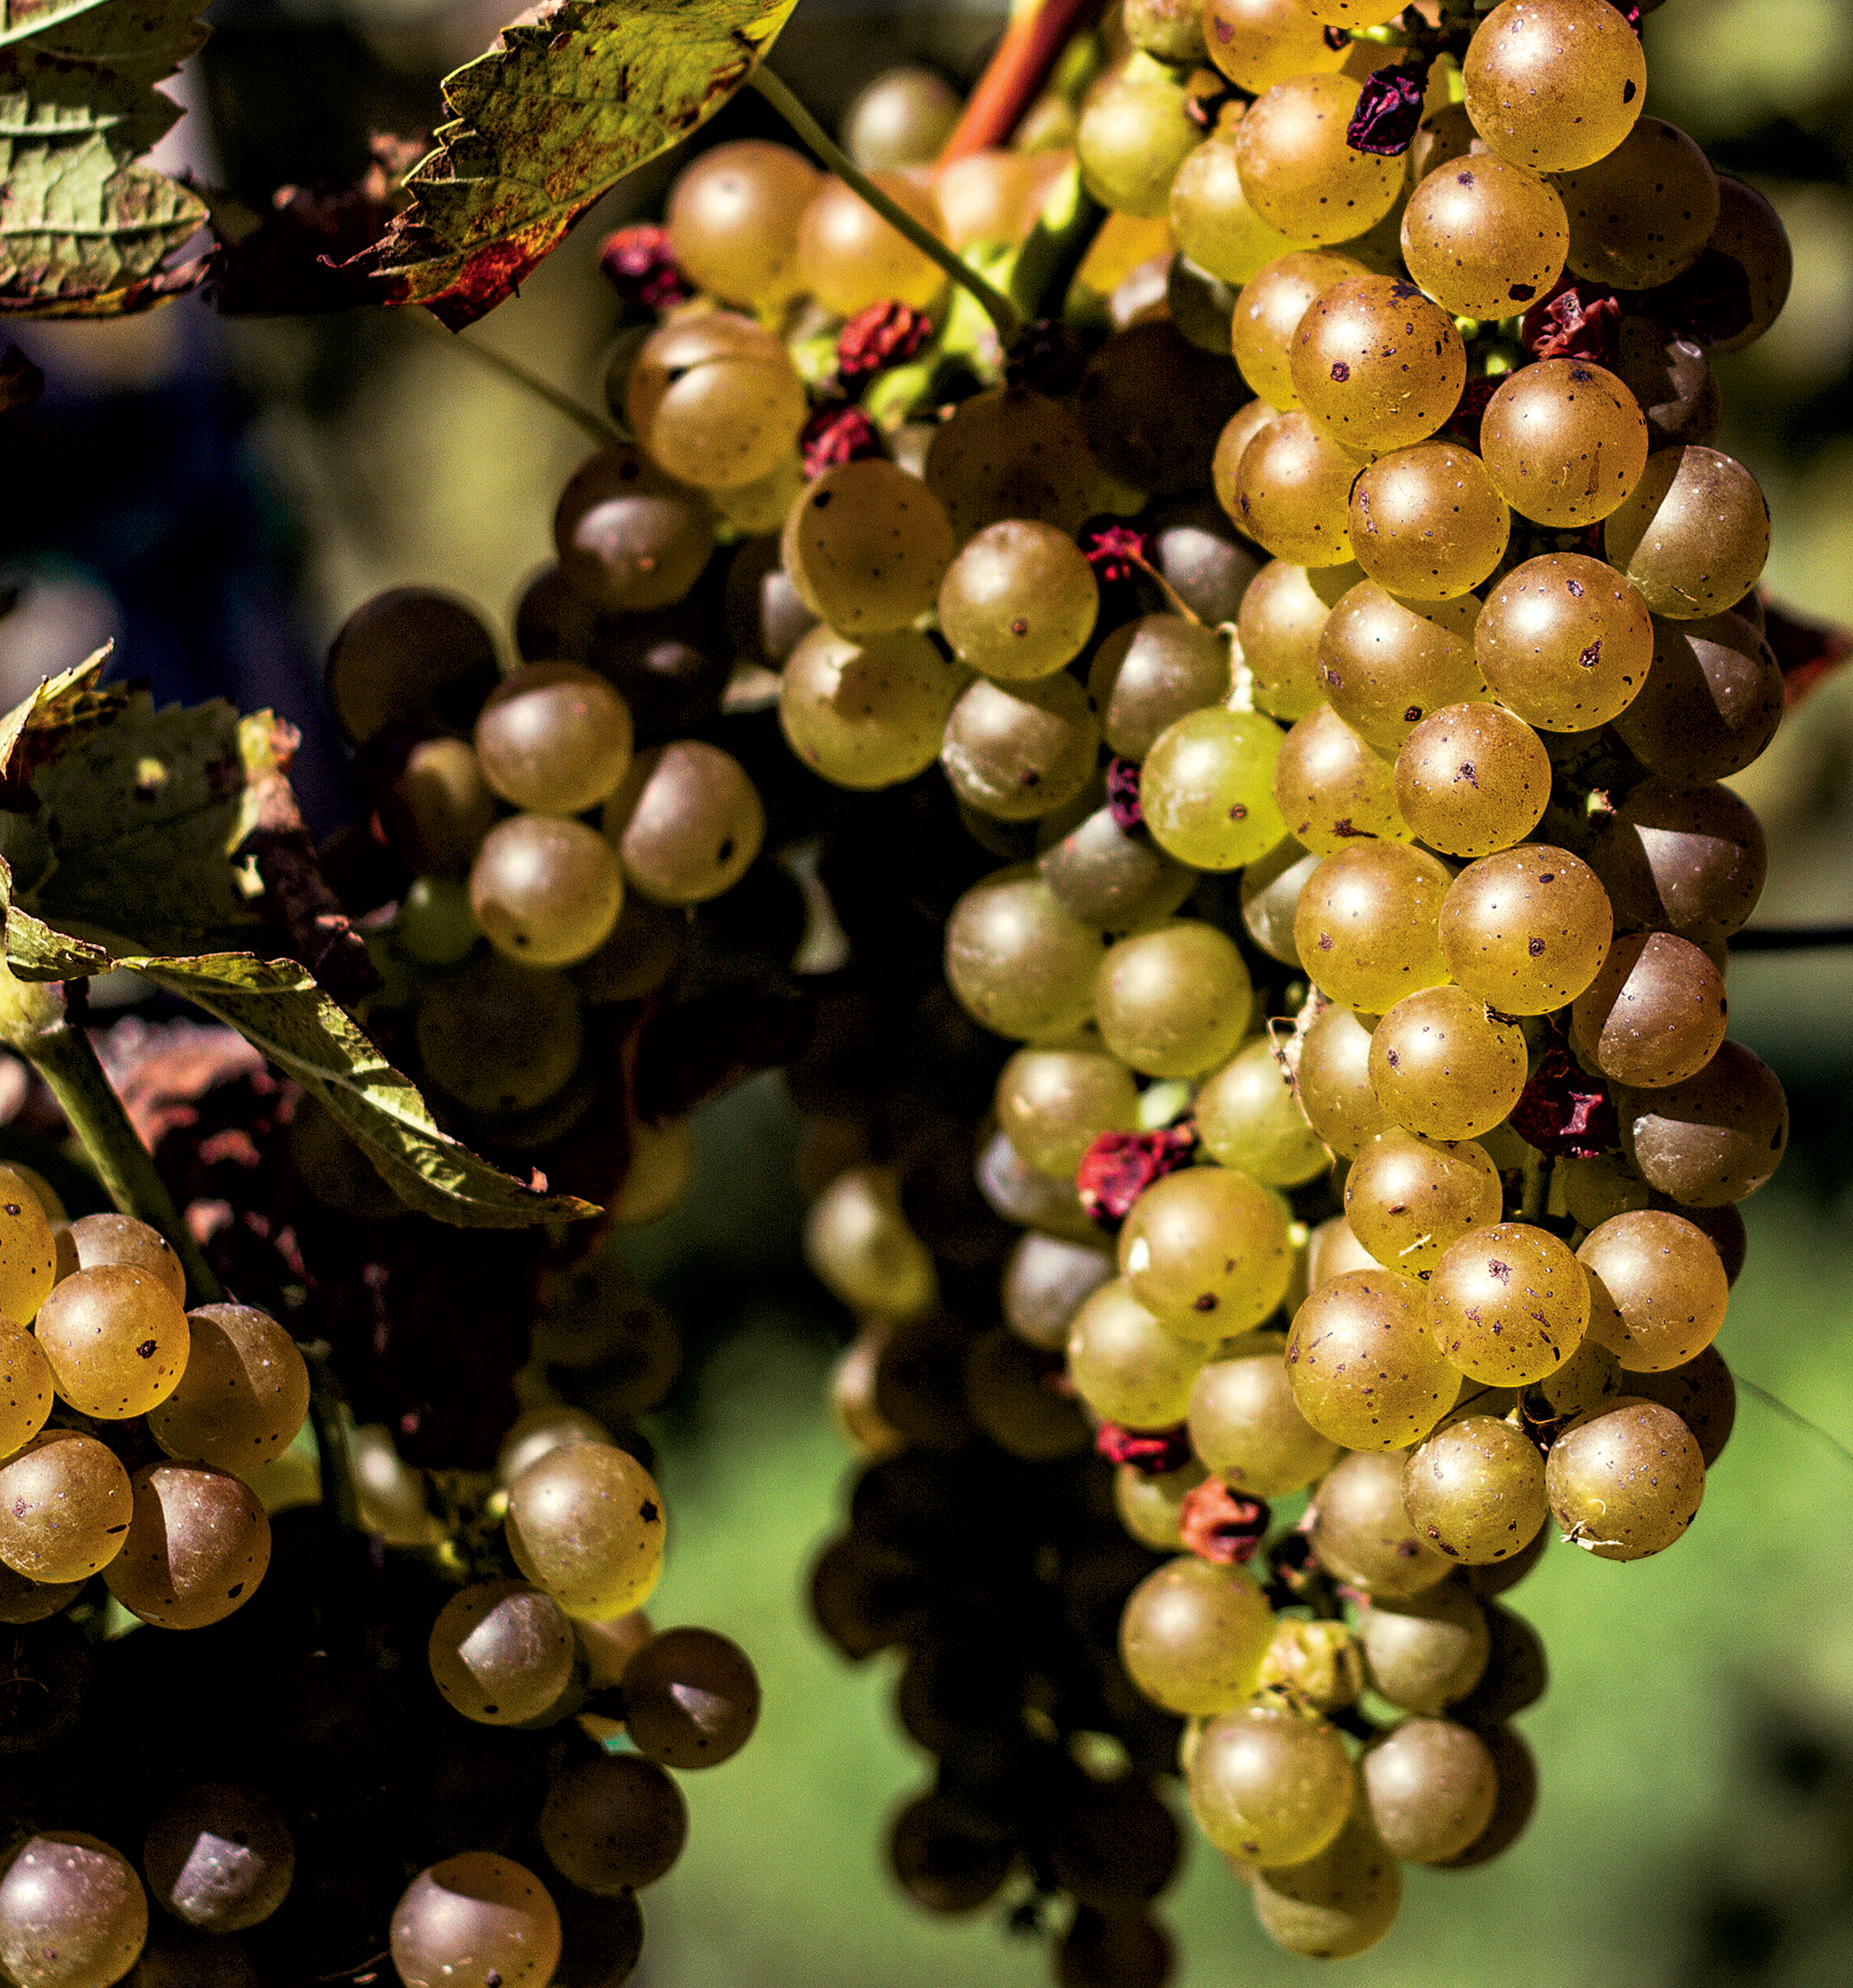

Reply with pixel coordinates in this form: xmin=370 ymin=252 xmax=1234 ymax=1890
xmin=0 ymin=0 xmax=214 ymax=315
xmin=349 ymin=0 xmax=799 ymax=330
xmin=0 ymin=646 xmax=126 ymax=807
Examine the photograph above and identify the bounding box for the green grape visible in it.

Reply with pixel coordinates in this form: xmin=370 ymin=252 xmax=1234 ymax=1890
xmin=1289 ymin=277 xmax=1466 ymax=455
xmin=1077 ymin=69 xmax=1203 ymax=220
xmin=1629 ymin=1346 xmax=1736 ymax=1467
xmin=626 ymin=312 xmax=808 ymax=491
xmin=1368 ymin=987 xmax=1528 ymax=1142
xmin=803 ymin=1167 xmax=937 ymax=1320
xmin=1612 ymin=610 xmax=1782 ymax=782
xmin=1196 ymin=1036 xmax=1328 ymax=1186
xmin=505 ymin=1441 xmax=665 ymax=1619
xmin=1170 ymin=136 xmax=1306 ymax=286
xmin=1616 ymin=1040 xmax=1788 ymax=1207
xmin=1115 ymin=1457 xmax=1208 ymax=1550
xmin=1213 ymin=400 xmax=1281 ymax=530
xmin=1612 ymin=317 xmax=1721 ymax=451
xmin=1294 ymin=840 xmax=1454 ymax=1014
xmin=1427 ymin=1222 xmax=1589 ymax=1385
xmin=781 ymin=458 xmax=955 ymax=636
xmin=1577 ymin=1209 xmax=1729 ymax=1374
xmin=1231 ymin=251 xmax=1371 ymax=410
xmin=666 ymin=139 xmax=821 ymax=308
xmin=1168 ymin=253 xmax=1244 ymax=361
xmin=1006 ymin=1232 xmax=1115 ymax=1352
xmin=1147 ymin=495 xmax=1268 ymax=624
xmin=619 ymin=1627 xmax=760 ymax=1771
xmin=1088 ymin=616 xmax=1231 ymax=763
xmin=1307 ymin=1213 xmax=1382 ymax=1287
xmin=389 ymin=1854 xmax=561 ymax=1988
xmin=1251 ymin=1811 xmax=1403 ymax=1961
xmin=1094 ymin=921 xmax=1254 ymax=1075
xmin=1393 ymin=701 xmax=1551 ymax=858
xmin=427 ymin=1578 xmax=577 ymax=1726
xmin=1462 ymin=0 xmax=1646 ymax=173
xmin=0 ymin=1431 xmax=131 ymax=1581
xmin=938 ymin=521 xmax=1098 ymax=682
xmin=34 ymin=1265 xmax=189 ymax=1421
xmin=938 ymin=147 xmax=1072 ymax=254
xmin=1038 ymin=805 xmax=1197 ymax=933
xmin=1235 ymin=411 xmax=1362 ymax=567
xmin=1287 ymin=1266 xmax=1458 ymax=1449
xmin=1603 ymin=445 xmax=1771 ymax=619
xmin=1078 ymin=321 xmax=1250 ymax=494
xmin=996 ymin=1046 xmax=1141 ymax=1180
xmin=1358 ymin=1586 xmax=1491 ymax=1713
xmin=142 ymin=1783 xmax=293 ymax=1936
xmin=1348 ymin=442 xmax=1511 ymax=601
xmin=473 ymin=661 xmax=633 ymax=817
xmin=1363 ymin=1719 xmax=1499 ymax=1865
xmin=1402 ymin=1414 xmax=1549 ymax=1565
xmin=1138 ymin=707 xmax=1288 ymax=872
xmin=1551 ymin=117 xmax=1719 ymax=289
xmin=1235 ymin=74 xmax=1407 ymax=245
xmin=714 ymin=453 xmax=805 ymax=534
xmin=1204 ymin=0 xmax=1352 ymax=90
xmin=604 ymin=740 xmax=763 ymax=905
xmin=145 ymin=1305 xmax=310 ymax=1475
xmin=1188 ymin=1344 xmax=1341 ymax=1495
xmin=941 ymin=671 xmax=1100 ymax=822
xmin=416 ymin=953 xmax=583 ymax=1113
xmin=1118 ymin=1554 xmax=1277 ymax=1715
xmin=1437 ymin=843 xmax=1612 ymax=1012
xmin=105 ymin=1461 xmax=270 ymax=1629
xmin=1557 ymin=1150 xmax=1652 ymax=1229
xmin=1189 ymin=1702 xmax=1356 ymax=1867
xmin=1474 ymin=552 xmax=1652 ymax=729
xmin=1401 ymin=155 xmax=1568 ymax=320
xmin=1118 ymin=1165 xmax=1294 ymax=1339
xmin=1479 ymin=360 xmax=1649 ymax=528
xmin=495 ymin=1404 xmax=613 ymax=1488
xmin=1125 ymin=0 xmax=1209 ymax=60
xmin=1067 ymin=1280 xmax=1206 ymax=1430
xmin=1570 ymin=930 xmax=1727 ymax=1089
xmin=1237 ymin=559 xmax=1364 ymax=721
xmin=1298 ymin=1004 xmax=1392 ymax=1156
xmin=0 ymin=1833 xmax=147 ymax=1988
xmin=0 ymin=1175 xmax=53 ymax=1330
xmin=379 ymin=737 xmax=497 ymax=877
xmin=945 ymin=867 xmax=1105 ymax=1041
xmin=1258 ymin=1616 xmax=1365 ymax=1711
xmin=923 ymin=388 xmax=1098 ymax=544
xmin=1310 ymin=1449 xmax=1453 ymax=1599
xmin=0 ymin=1320 xmax=51 ymax=1461
xmin=796 ymin=170 xmax=946 ymax=314
xmin=1317 ymin=582 xmax=1483 ymax=752
xmin=845 ymin=67 xmax=959 ymax=170
xmin=1592 ymin=777 xmax=1766 ymax=945
xmin=1270 ymin=703 xmax=1409 ymax=856
xmin=1696 ymin=175 xmax=1792 ymax=354
xmin=1344 ymin=1129 xmax=1502 ymax=1279
xmin=1546 ymin=1398 xmax=1703 ymax=1559
xmin=1534 ymin=1335 xmax=1624 ymax=1421
xmin=1240 ymin=837 xmax=1321 ymax=966
xmin=468 ymin=815 xmax=623 ymax=970
xmin=323 ymin=587 xmax=501 ymax=746
xmin=781 ymin=625 xmax=966 ymax=790
xmin=554 ymin=446 xmax=714 ymax=614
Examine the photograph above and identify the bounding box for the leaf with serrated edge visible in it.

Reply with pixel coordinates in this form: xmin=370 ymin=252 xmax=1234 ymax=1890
xmin=0 ymin=647 xmax=126 ymax=802
xmin=351 ymin=0 xmax=797 ymax=329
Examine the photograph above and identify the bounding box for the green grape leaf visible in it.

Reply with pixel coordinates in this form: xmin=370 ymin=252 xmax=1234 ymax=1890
xmin=0 ymin=647 xmax=127 ymax=806
xmin=0 ymin=0 xmax=215 ymax=315
xmin=351 ymin=0 xmax=799 ymax=329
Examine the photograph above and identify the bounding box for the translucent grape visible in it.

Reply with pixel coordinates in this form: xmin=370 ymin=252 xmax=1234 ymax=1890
xmin=1348 ymin=442 xmax=1511 ymax=600
xmin=1289 ymin=277 xmax=1466 ymax=454
xmin=780 ymin=624 xmax=967 ymax=790
xmin=323 ymin=588 xmax=501 ymax=746
xmin=1368 ymin=987 xmax=1528 ymax=1141
xmin=468 ymin=815 xmax=623 ymax=969
xmin=1241 ymin=837 xmax=1320 ymax=965
xmin=1115 ymin=1458 xmax=1207 ymax=1550
xmin=941 ymin=671 xmax=1099 ymax=822
xmin=781 ymin=458 xmax=954 ymax=636
xmin=1310 ymin=1448 xmax=1453 ymax=1599
xmin=936 ymin=149 xmax=1069 ymax=253
xmin=1462 ymin=0 xmax=1646 ymax=173
xmin=1170 ymin=136 xmax=1306 ymax=286
xmin=1611 ymin=317 xmax=1721 ymax=450
xmin=1118 ymin=1555 xmax=1276 ymax=1715
xmin=1189 ymin=1702 xmax=1356 ymax=1866
xmin=1358 ymin=1587 xmax=1491 ymax=1714
xmin=105 ymin=1461 xmax=270 ymax=1629
xmin=554 ymin=447 xmax=713 ymax=614
xmin=1592 ymin=777 xmax=1766 ymax=945
xmin=923 ymin=388 xmax=1098 ymax=543
xmin=1004 ymin=1232 xmax=1115 ymax=1352
xmin=0 ymin=1321 xmax=51 ymax=1460
xmin=1195 ymin=1036 xmax=1328 ymax=1186
xmin=944 ymin=868 xmax=1105 ymax=1040
xmin=1308 ymin=1214 xmax=1383 ymax=1289
xmin=1393 ymin=702 xmax=1551 ymax=858
xmin=938 ymin=521 xmax=1098 ymax=681
xmin=1437 ymin=843 xmax=1613 ymax=1012
xmin=1203 ymin=0 xmax=1352 ymax=91
xmin=1294 ymin=841 xmax=1454 ymax=1014
xmin=1691 ymin=175 xmax=1792 ymax=354
xmin=1344 ymin=1129 xmax=1503 ymax=1278
xmin=626 ymin=313 xmax=807 ymax=490
xmin=1546 ymin=1398 xmax=1703 ymax=1559
xmin=1235 ymin=75 xmax=1406 ymax=245
xmin=797 ymin=170 xmax=945 ymax=315
xmin=1317 ymin=583 xmax=1483 ymax=752
xmin=1577 ymin=1208 xmax=1729 ymax=1373
xmin=505 ymin=1441 xmax=666 ymax=1619
xmin=1237 ymin=559 xmax=1364 ymax=721
xmin=603 ymin=741 xmax=763 ymax=905
xmin=666 ymin=140 xmax=820 ymax=308
xmin=1234 ymin=410 xmax=1361 ymax=567
xmin=844 ymin=65 xmax=959 ymax=169
xmin=803 ymin=1167 xmax=936 ymax=1320
xmin=378 ymin=737 xmax=496 ymax=878
xmin=427 ymin=1578 xmax=577 ymax=1726
xmin=1297 ymin=1003 xmax=1392 ymax=1157
xmin=34 ymin=1265 xmax=189 ymax=1420
xmin=1139 ymin=707 xmax=1288 ymax=869
xmin=142 ymin=1783 xmax=293 ymax=1935
xmin=1630 ymin=1346 xmax=1736 ymax=1467
xmin=1250 ymin=1813 xmax=1403 ymax=1961
xmin=1474 ymin=552 xmax=1652 ymax=729
xmin=1402 ymin=1414 xmax=1549 ymax=1564
xmin=1552 ymin=117 xmax=1719 ymax=290
xmin=1478 ymin=359 xmax=1649 ymax=528
xmin=0 ymin=1833 xmax=147 ymax=1988
xmin=1078 ymin=320 xmax=1249 ymax=493
xmin=1570 ymin=930 xmax=1727 ymax=1089
xmin=415 ymin=954 xmax=583 ymax=1114
xmin=473 ymin=662 xmax=632 ymax=817
xmin=1231 ymin=251 xmax=1370 ymax=409
xmin=0 ymin=1431 xmax=131 ymax=1582
xmin=1088 ymin=615 xmax=1231 ymax=762
xmin=1427 ymin=1222 xmax=1588 ymax=1385
xmin=1287 ymin=1266 xmax=1459 ymax=1450
xmin=0 ymin=1174 xmax=55 ymax=1329
xmin=1189 ymin=1343 xmax=1341 ymax=1494
xmin=1077 ymin=70 xmax=1203 ymax=220
xmin=1066 ymin=1280 xmax=1205 ymax=1430
xmin=1093 ymin=922 xmax=1254 ymax=1076
xmin=1038 ymin=805 xmax=1196 ymax=933
xmin=1614 ymin=1039 xmax=1788 ymax=1207
xmin=996 ymin=1047 xmax=1141 ymax=1180
xmin=1603 ymin=445 xmax=1771 ymax=619
xmin=1362 ymin=1719 xmax=1499 ymax=1867
xmin=1612 ymin=610 xmax=1782 ymax=781
xmin=1270 ymin=704 xmax=1408 ymax=855
xmin=389 ymin=1854 xmax=560 ymax=1988
xmin=1401 ymin=155 xmax=1568 ymax=320
xmin=145 ymin=1305 xmax=310 ymax=1475
xmin=1118 ymin=1165 xmax=1294 ymax=1338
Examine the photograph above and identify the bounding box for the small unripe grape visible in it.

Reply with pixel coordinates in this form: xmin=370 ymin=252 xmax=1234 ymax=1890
xmin=0 ymin=1833 xmax=147 ymax=1988
xmin=1094 ymin=922 xmax=1254 ymax=1076
xmin=1088 ymin=616 xmax=1231 ymax=763
xmin=1462 ymin=0 xmax=1647 ymax=173
xmin=945 ymin=868 xmax=1105 ymax=1041
xmin=938 ymin=521 xmax=1098 ymax=682
xmin=1478 ymin=359 xmax=1649 ymax=528
xmin=1345 ymin=1129 xmax=1503 ymax=1279
xmin=1270 ymin=705 xmax=1409 ymax=856
xmin=1577 ymin=1209 xmax=1729 ymax=1373
xmin=1236 ymin=74 xmax=1406 ymax=245
xmin=1237 ymin=559 xmax=1363 ymax=721
xmin=1309 ymin=1448 xmax=1453 ymax=1599
xmin=1570 ymin=930 xmax=1727 ymax=1090
xmin=603 ymin=741 xmax=763 ymax=905
xmin=428 ymin=1579 xmax=577 ymax=1726
xmin=1348 ymin=442 xmax=1511 ymax=600
xmin=1297 ymin=1004 xmax=1392 ymax=1158
xmin=941 ymin=672 xmax=1099 ymax=822
xmin=505 ymin=1441 xmax=666 ymax=1620
xmin=1428 ymin=1222 xmax=1589 ymax=1385
xmin=1188 ymin=1702 xmax=1356 ymax=1866
xmin=1358 ymin=1587 xmax=1491 ymax=1714
xmin=1140 ymin=706 xmax=1288 ymax=869
xmin=667 ymin=139 xmax=820 ymax=308
xmin=1249 ymin=1813 xmax=1403 ymax=1960
xmin=1231 ymin=250 xmax=1370 ymax=409
xmin=1615 ymin=1040 xmax=1788 ymax=1207
xmin=1603 ymin=445 xmax=1771 ymax=619
xmin=1118 ymin=1555 xmax=1276 ymax=1715
xmin=1393 ymin=702 xmax=1551 ymax=858
xmin=1437 ymin=843 xmax=1613 ymax=1013
xmin=1189 ymin=1344 xmax=1342 ymax=1495
xmin=105 ymin=1461 xmax=271 ymax=1629
xmin=34 ymin=1265 xmax=189 ymax=1420
xmin=389 ymin=1854 xmax=560 ymax=1988
xmin=1289 ymin=277 xmax=1466 ymax=455
xmin=1077 ymin=70 xmax=1203 ymax=219
xmin=997 ymin=1048 xmax=1140 ymax=1182
xmin=1234 ymin=411 xmax=1360 ymax=567
xmin=781 ymin=459 xmax=954 ymax=637
xmin=1368 ymin=987 xmax=1528 ymax=1142
xmin=1475 ymin=552 xmax=1652 ymax=730
xmin=469 ymin=814 xmax=623 ymax=969
xmin=1067 ymin=1280 xmax=1205 ymax=1430
xmin=1287 ymin=1266 xmax=1459 ymax=1450
xmin=1401 ymin=155 xmax=1568 ymax=320
xmin=1294 ymin=841 xmax=1454 ymax=1015
xmin=1195 ymin=1036 xmax=1328 ymax=1186
xmin=797 ymin=170 xmax=946 ymax=315
xmin=1118 ymin=1165 xmax=1294 ymax=1339
xmin=1552 ymin=117 xmax=1719 ymax=290
xmin=1546 ymin=1397 xmax=1704 ymax=1559
xmin=923 ymin=388 xmax=1098 ymax=544
xmin=554 ymin=446 xmax=713 ymax=614
xmin=145 ymin=1305 xmax=310 ymax=1476
xmin=1317 ymin=582 xmax=1483 ymax=753
xmin=626 ymin=312 xmax=807 ymax=490
xmin=1170 ymin=136 xmax=1306 ymax=287
xmin=1403 ymin=1414 xmax=1549 ymax=1565
xmin=781 ymin=625 xmax=967 ymax=790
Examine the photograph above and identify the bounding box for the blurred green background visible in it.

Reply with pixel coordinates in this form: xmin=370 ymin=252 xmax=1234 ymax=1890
xmin=7 ymin=0 xmax=1853 ymax=1980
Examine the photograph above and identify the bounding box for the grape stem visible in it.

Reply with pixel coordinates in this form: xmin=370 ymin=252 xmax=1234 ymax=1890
xmin=1736 ymin=1376 xmax=1853 ymax=1476
xmin=748 ymin=68 xmax=1025 ymax=349
xmin=301 ymin=1337 xmax=364 ymax=1537
xmin=937 ymin=0 xmax=1112 ymax=161
xmin=0 ymin=967 xmax=223 ymax=1304
xmin=404 ymin=310 xmax=626 ymax=450
xmin=1006 ymin=161 xmax=1108 ymax=326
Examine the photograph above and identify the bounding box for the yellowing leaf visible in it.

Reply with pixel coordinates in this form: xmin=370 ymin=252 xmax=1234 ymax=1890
xmin=353 ymin=0 xmax=799 ymax=329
